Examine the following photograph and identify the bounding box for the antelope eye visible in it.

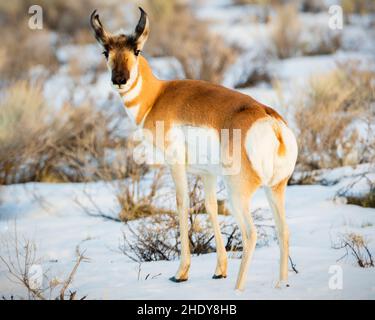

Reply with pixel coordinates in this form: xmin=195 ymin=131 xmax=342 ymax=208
xmin=102 ymin=51 xmax=109 ymax=59
xmin=134 ymin=49 xmax=141 ymax=56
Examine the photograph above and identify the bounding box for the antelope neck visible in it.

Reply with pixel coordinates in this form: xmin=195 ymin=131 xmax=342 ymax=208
xmin=119 ymin=56 xmax=162 ymax=126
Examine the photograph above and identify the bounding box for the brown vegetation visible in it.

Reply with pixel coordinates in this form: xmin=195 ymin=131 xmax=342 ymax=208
xmin=270 ymin=3 xmax=301 ymax=59
xmin=342 ymin=0 xmax=375 ymax=15
xmin=144 ymin=0 xmax=236 ymax=83
xmin=333 ymin=232 xmax=374 ymax=268
xmin=295 ymin=61 xmax=375 ymax=170
xmin=0 ymin=80 xmax=141 ymax=184
xmin=0 ymin=224 xmax=88 ymax=300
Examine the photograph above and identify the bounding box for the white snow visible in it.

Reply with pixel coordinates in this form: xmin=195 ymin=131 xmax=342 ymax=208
xmin=1 ymin=166 xmax=374 ymax=299
xmin=56 ymin=44 xmax=103 ymax=71
xmin=148 ymin=57 xmax=186 ymax=80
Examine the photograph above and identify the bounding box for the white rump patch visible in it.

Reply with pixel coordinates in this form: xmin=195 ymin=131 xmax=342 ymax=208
xmin=245 ymin=118 xmax=298 ymax=186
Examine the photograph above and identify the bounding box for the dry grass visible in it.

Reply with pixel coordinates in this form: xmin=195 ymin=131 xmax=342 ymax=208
xmin=0 ymin=0 xmax=95 ymax=34
xmin=233 ymin=0 xmax=277 ymax=22
xmin=234 ymin=0 xmax=281 ymax=5
xmin=300 ymin=26 xmax=341 ymax=56
xmin=342 ymin=0 xmax=375 ymax=15
xmin=0 ymin=80 xmax=137 ymax=184
xmin=333 ymin=232 xmax=374 ymax=268
xmin=0 ymin=0 xmax=235 ymax=83
xmin=144 ymin=1 xmax=236 ymax=83
xmin=235 ymin=0 xmax=326 ymax=13
xmin=300 ymin=0 xmax=326 ymax=12
xmin=0 ymin=223 xmax=88 ymax=300
xmin=117 ymin=178 xmax=217 ymax=261
xmin=295 ymin=61 xmax=375 ymax=170
xmin=120 ymin=207 xmax=277 ymax=263
xmin=120 ymin=214 xmax=180 ymax=262
xmin=346 ymin=189 xmax=375 ymax=208
xmin=118 ymin=178 xmax=276 ymax=263
xmin=0 ymin=26 xmax=58 ymax=80
xmin=77 ymin=174 xmax=227 ymax=231
xmin=117 ymin=169 xmax=170 ymax=222
xmin=270 ymin=3 xmax=301 ymax=59
xmin=335 ymin=174 xmax=375 ymax=208
xmin=120 ymin=212 xmax=218 ymax=263
xmin=0 ymin=0 xmax=99 ymax=79
xmin=75 ymin=167 xmax=171 ymax=223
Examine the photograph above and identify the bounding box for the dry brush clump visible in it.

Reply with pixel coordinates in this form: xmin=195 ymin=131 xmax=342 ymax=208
xmin=0 ymin=224 xmax=88 ymax=300
xmin=0 ymin=0 xmax=95 ymax=35
xmin=0 ymin=0 xmax=134 ymax=80
xmin=268 ymin=2 xmax=341 ymax=58
xmin=120 ymin=210 xmax=278 ymax=263
xmin=299 ymin=24 xmax=342 ymax=56
xmin=80 ymin=171 xmax=230 ymax=225
xmin=79 ymin=174 xmax=216 ymax=254
xmin=234 ymin=0 xmax=326 ymax=13
xmin=120 ymin=214 xmax=180 ymax=262
xmin=345 ymin=187 xmax=375 ymax=209
xmin=144 ymin=0 xmax=236 ymax=83
xmin=233 ymin=0 xmax=283 ymax=6
xmin=75 ymin=166 xmax=170 ymax=223
xmin=0 ymin=27 xmax=59 ymax=81
xmin=332 ymin=232 xmax=374 ymax=268
xmin=0 ymin=0 xmax=100 ymax=80
xmin=116 ymin=169 xmax=168 ymax=222
xmin=79 ymin=174 xmax=276 ymax=263
xmin=270 ymin=3 xmax=302 ymax=59
xmin=299 ymin=0 xmax=326 ymax=13
xmin=120 ymin=213 xmax=219 ymax=263
xmin=341 ymin=0 xmax=375 ymax=15
xmin=119 ymin=176 xmax=217 ymax=262
xmin=0 ymin=80 xmax=139 ymax=184
xmin=119 ymin=179 xmax=277 ymax=263
xmin=335 ymin=173 xmax=375 ymax=208
xmin=294 ymin=61 xmax=375 ymax=171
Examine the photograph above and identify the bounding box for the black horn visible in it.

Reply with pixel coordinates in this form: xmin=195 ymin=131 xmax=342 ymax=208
xmin=134 ymin=7 xmax=150 ymax=51
xmin=135 ymin=7 xmax=147 ymax=39
xmin=90 ymin=10 xmax=109 ymax=45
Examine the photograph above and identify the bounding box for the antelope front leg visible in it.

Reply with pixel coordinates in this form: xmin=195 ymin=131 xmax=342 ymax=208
xmin=202 ymin=174 xmax=227 ymax=279
xmin=169 ymin=165 xmax=191 ymax=282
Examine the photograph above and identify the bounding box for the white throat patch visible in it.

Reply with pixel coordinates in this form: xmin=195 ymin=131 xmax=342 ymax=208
xmin=125 ymin=104 xmax=141 ymax=123
xmin=123 ymin=76 xmax=142 ymax=104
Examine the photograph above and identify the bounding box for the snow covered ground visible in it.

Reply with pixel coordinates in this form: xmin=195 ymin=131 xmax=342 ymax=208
xmin=0 ymin=165 xmax=374 ymax=299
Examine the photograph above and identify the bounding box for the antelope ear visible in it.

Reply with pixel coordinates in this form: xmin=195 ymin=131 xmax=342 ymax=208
xmin=134 ymin=7 xmax=150 ymax=51
xmin=90 ymin=10 xmax=110 ymax=46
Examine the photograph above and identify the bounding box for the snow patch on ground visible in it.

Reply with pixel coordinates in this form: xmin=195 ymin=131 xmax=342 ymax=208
xmin=1 ymin=166 xmax=374 ymax=299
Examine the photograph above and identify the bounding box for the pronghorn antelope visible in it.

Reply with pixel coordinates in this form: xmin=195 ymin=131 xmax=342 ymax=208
xmin=90 ymin=8 xmax=298 ymax=291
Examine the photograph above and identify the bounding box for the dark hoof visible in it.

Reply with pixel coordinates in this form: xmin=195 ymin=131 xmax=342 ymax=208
xmin=169 ymin=276 xmax=188 ymax=283
xmin=212 ymin=274 xmax=227 ymax=279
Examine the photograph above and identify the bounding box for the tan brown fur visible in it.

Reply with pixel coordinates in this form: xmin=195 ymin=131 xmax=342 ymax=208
xmin=130 ymin=57 xmax=286 ymax=180
xmin=125 ymin=57 xmax=163 ymax=123
xmin=273 ymin=123 xmax=286 ymax=157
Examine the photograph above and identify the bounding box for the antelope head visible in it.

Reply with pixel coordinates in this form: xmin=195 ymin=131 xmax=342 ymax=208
xmin=90 ymin=7 xmax=149 ymax=92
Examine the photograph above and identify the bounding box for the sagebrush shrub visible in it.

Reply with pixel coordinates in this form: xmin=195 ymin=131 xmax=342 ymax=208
xmin=295 ymin=61 xmax=375 ymax=170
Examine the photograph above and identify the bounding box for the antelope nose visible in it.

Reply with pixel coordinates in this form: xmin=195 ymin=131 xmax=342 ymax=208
xmin=112 ymin=75 xmax=127 ymax=86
